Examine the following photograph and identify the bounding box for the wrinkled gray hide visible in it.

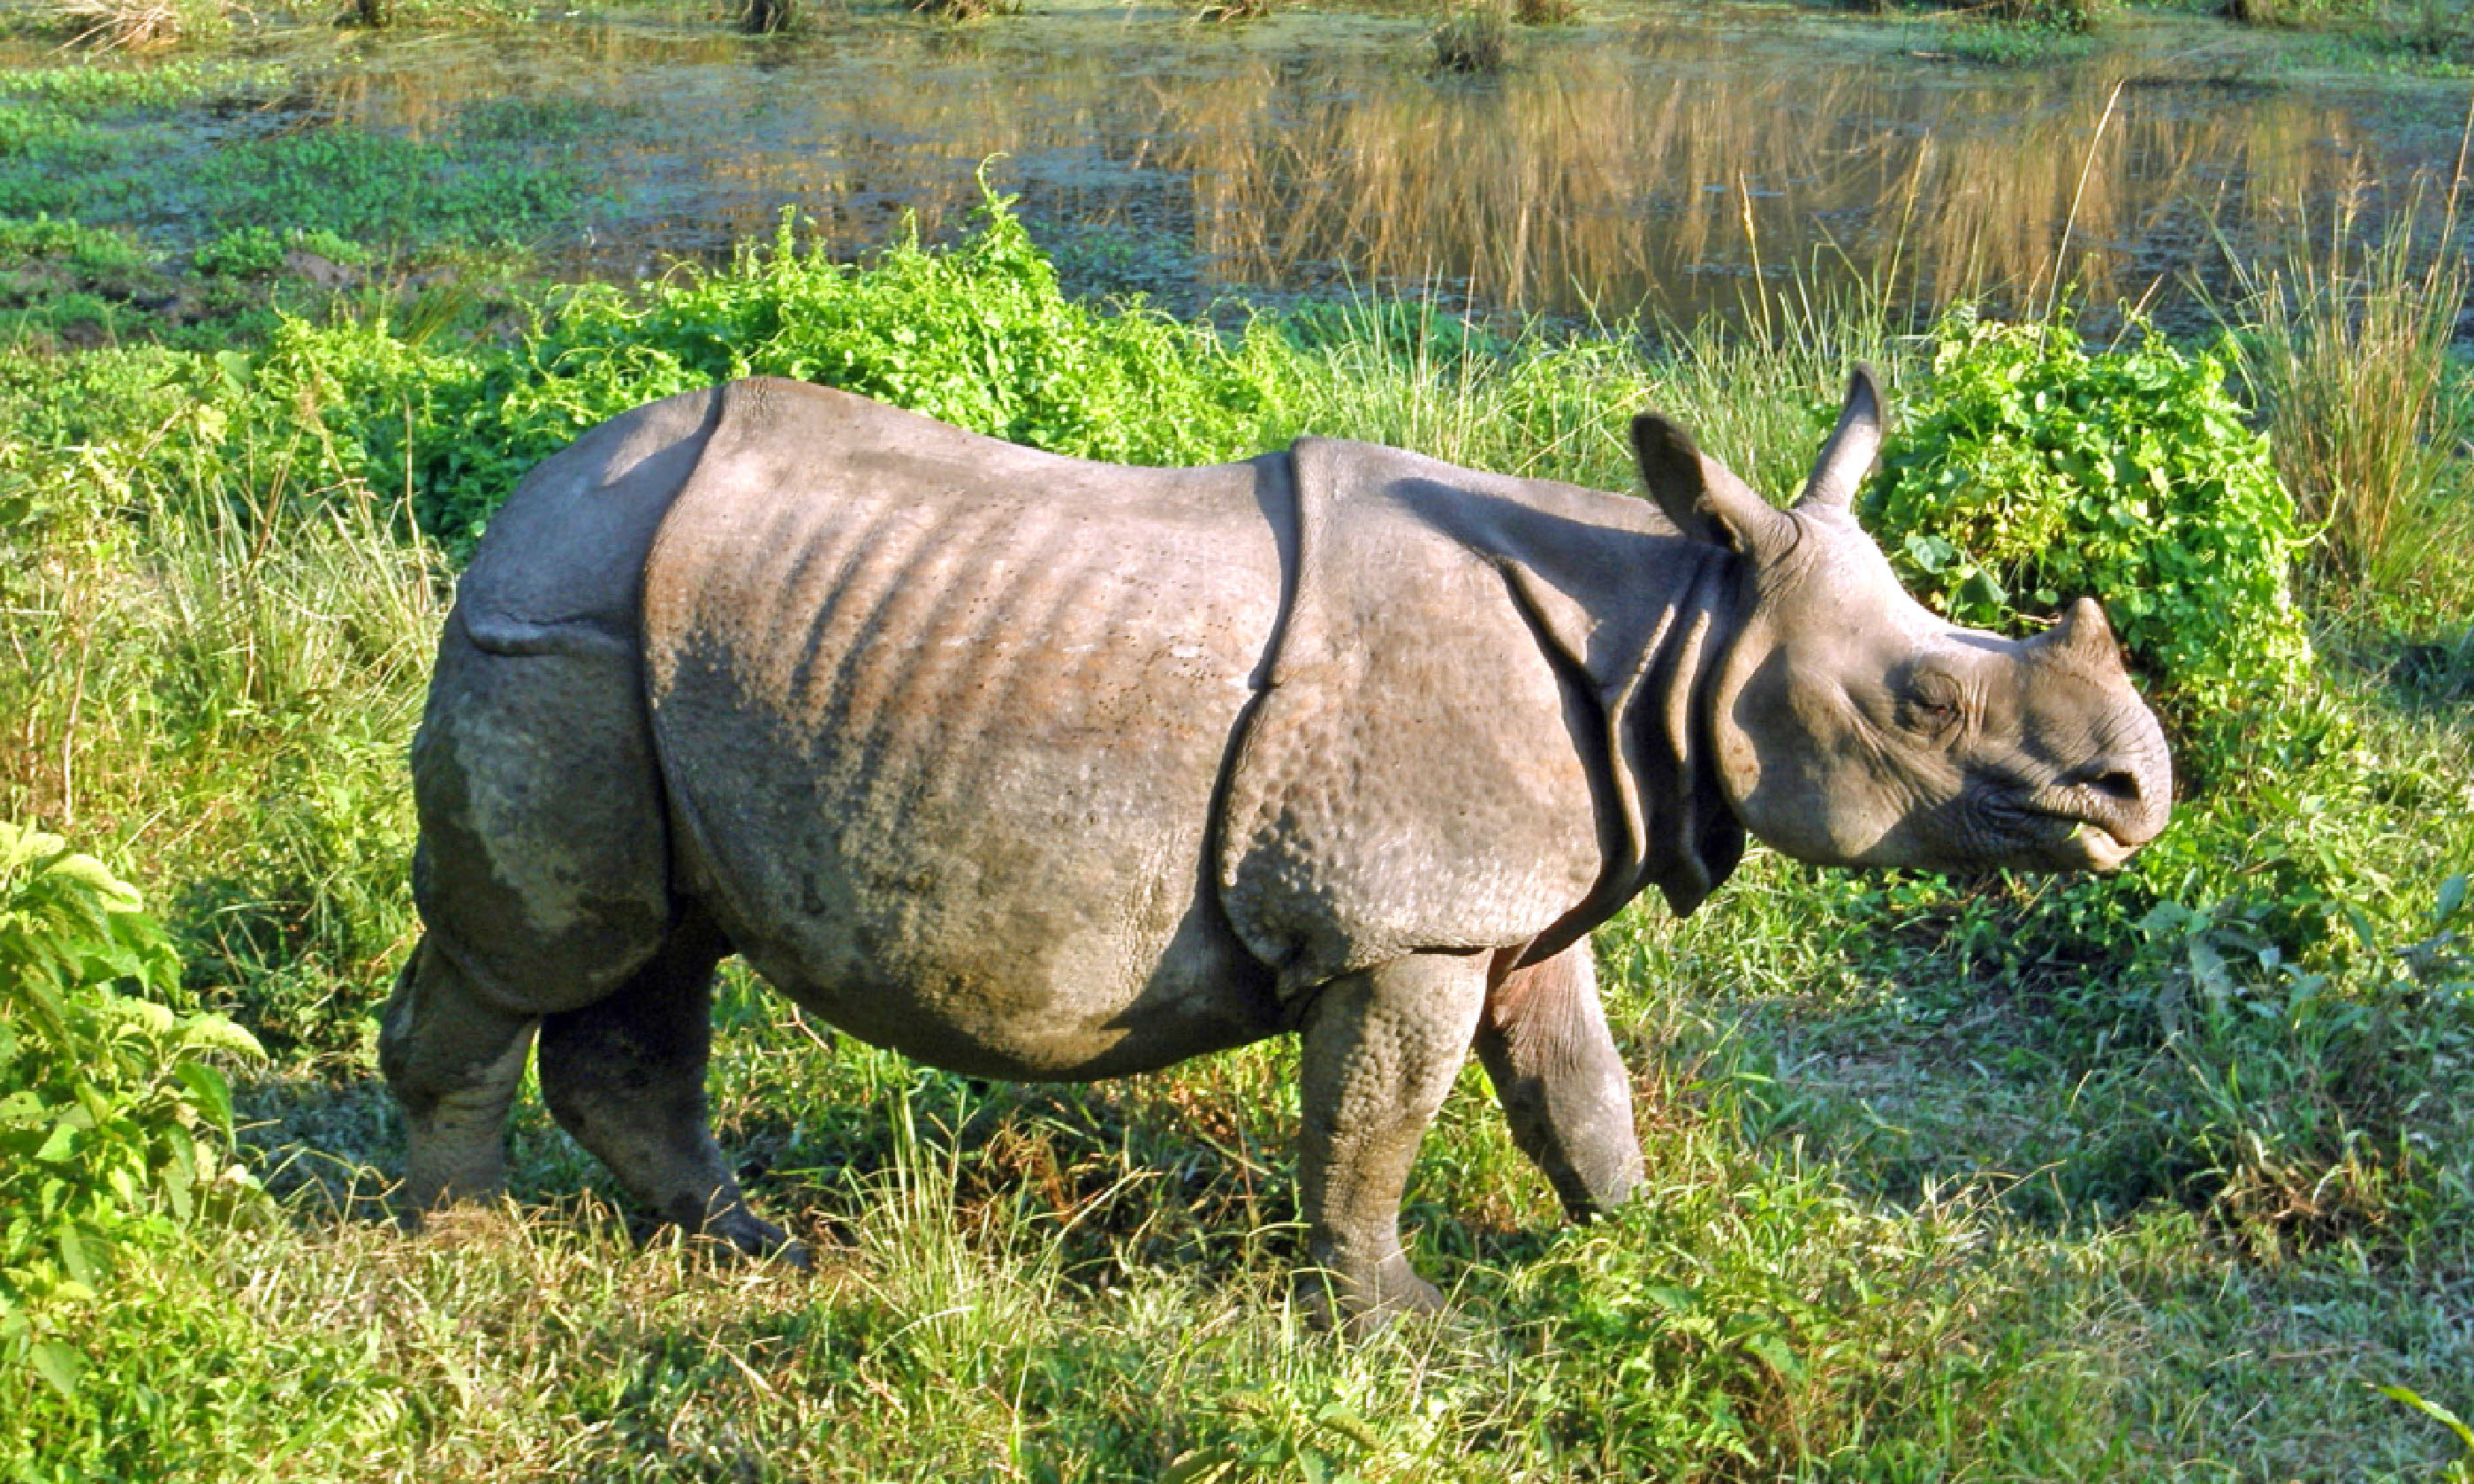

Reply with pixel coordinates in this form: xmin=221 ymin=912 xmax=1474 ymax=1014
xmin=384 ymin=371 xmax=2171 ymax=1333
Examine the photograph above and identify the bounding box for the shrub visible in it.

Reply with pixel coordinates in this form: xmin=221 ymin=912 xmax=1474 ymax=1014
xmin=1865 ymin=311 xmax=2315 ymax=745
xmin=255 ymin=193 xmax=1302 ymax=546
xmin=0 ymin=821 xmax=264 ymax=1396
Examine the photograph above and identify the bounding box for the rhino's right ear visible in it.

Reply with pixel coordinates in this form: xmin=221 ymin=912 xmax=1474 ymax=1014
xmin=1631 ymin=412 xmax=1789 ymax=558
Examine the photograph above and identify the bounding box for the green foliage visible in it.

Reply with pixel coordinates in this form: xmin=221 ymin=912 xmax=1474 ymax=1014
xmin=242 ymin=192 xmax=1299 ymax=546
xmin=0 ymin=60 xmax=292 ymax=113
xmin=0 ymin=822 xmax=264 ymax=1392
xmin=193 ymin=224 xmax=373 ymax=279
xmin=2103 ymin=878 xmax=2474 ymax=1245
xmin=1867 ymin=312 xmax=2315 ymax=739
xmin=189 ymin=125 xmax=588 ymax=248
xmin=1925 ymin=14 xmax=2102 ymax=64
xmin=0 ymin=211 xmax=148 ymax=269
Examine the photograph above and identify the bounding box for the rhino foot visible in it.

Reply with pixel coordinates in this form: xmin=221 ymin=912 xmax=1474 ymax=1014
xmin=684 ymin=1208 xmax=812 ymax=1273
xmin=1302 ymin=1254 xmax=1446 ymax=1338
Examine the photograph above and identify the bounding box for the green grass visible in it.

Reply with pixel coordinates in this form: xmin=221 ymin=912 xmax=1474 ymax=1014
xmin=2 ymin=104 xmax=2472 ymax=1484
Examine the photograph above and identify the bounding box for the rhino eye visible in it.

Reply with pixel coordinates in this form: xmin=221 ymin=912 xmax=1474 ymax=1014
xmin=1899 ymin=675 xmax=1965 ymax=738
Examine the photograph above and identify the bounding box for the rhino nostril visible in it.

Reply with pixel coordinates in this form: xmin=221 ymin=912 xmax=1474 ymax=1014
xmin=2082 ymin=769 xmax=2143 ymax=803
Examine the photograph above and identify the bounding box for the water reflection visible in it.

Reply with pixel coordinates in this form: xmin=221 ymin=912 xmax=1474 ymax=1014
xmin=312 ymin=6 xmax=2459 ymax=328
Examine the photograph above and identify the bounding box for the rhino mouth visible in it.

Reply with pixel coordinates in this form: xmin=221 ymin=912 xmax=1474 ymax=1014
xmin=2067 ymin=823 xmax=2138 ymax=872
xmin=2025 ymin=812 xmax=2138 ymax=872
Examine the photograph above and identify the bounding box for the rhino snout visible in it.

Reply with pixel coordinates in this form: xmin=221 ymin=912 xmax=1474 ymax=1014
xmin=2031 ymin=748 xmax=2173 ymax=872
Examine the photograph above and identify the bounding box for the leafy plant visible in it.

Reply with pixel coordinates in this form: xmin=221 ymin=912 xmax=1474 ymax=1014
xmin=0 ymin=821 xmax=265 ymax=1397
xmin=2120 ymin=876 xmax=2474 ymax=1246
xmin=194 ymin=223 xmax=373 ymax=279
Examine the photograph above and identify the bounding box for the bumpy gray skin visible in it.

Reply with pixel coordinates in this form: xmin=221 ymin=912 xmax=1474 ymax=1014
xmin=383 ymin=370 xmax=2172 ymax=1334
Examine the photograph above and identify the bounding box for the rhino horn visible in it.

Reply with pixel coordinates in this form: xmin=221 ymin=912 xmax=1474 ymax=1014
xmin=1630 ymin=410 xmax=1792 ymax=558
xmin=1795 ymin=363 xmax=1886 ymax=514
xmin=2037 ymin=595 xmax=2128 ymax=673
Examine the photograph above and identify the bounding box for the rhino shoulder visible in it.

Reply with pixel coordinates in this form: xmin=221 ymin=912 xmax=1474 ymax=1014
xmin=1217 ymin=441 xmax=1621 ymax=994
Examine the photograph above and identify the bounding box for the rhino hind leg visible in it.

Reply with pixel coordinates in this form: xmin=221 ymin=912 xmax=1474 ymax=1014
xmin=535 ymin=912 xmax=807 ymax=1268
xmin=1294 ymin=953 xmax=1490 ymax=1336
xmin=381 ymin=935 xmax=541 ymax=1214
xmin=1473 ymin=944 xmax=1644 ymax=1220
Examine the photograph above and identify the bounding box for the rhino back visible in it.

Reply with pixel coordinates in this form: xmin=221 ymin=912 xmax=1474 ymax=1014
xmin=643 ymin=380 xmax=1288 ymax=1079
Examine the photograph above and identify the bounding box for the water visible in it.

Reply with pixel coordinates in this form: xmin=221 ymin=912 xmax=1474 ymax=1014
xmin=54 ymin=4 xmax=2474 ymax=329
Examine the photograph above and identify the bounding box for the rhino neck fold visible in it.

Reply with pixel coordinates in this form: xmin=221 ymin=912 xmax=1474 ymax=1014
xmin=1514 ymin=545 xmax=1748 ymax=967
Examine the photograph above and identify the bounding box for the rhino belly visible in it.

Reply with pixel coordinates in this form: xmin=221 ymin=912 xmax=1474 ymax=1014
xmin=641 ymin=387 xmax=1290 ymax=1079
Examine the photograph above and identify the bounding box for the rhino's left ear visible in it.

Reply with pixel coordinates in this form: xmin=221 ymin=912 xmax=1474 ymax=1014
xmin=1795 ymin=363 xmax=1886 ymax=514
xmin=1631 ymin=412 xmax=1791 ymax=557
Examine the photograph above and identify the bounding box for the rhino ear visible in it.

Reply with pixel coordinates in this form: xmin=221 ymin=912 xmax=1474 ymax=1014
xmin=1795 ymin=363 xmax=1886 ymax=514
xmin=1630 ymin=412 xmax=1790 ymax=556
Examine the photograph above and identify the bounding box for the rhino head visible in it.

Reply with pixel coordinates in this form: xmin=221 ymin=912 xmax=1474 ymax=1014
xmin=1633 ymin=367 xmax=2172 ymax=874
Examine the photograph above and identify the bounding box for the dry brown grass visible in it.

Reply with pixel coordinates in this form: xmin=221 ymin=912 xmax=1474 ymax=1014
xmin=2229 ymin=168 xmax=2469 ymax=599
xmin=41 ymin=0 xmax=232 ymax=48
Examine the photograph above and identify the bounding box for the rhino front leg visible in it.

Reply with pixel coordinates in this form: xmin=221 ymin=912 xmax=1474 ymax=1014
xmin=535 ymin=915 xmax=806 ymax=1268
xmin=1473 ymin=943 xmax=1643 ymax=1220
xmin=1295 ymin=952 xmax=1489 ymax=1336
xmin=381 ymin=936 xmax=540 ymax=1214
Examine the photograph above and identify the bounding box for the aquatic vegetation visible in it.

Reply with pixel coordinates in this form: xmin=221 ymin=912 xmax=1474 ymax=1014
xmin=1510 ymin=0 xmax=1577 ymax=24
xmin=909 ymin=0 xmax=1022 ymax=21
xmin=29 ymin=0 xmax=235 ymax=49
xmin=1427 ymin=1 xmax=1508 ymax=72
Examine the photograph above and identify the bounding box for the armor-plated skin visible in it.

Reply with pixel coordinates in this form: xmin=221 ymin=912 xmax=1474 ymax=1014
xmin=383 ymin=370 xmax=2173 ymax=1332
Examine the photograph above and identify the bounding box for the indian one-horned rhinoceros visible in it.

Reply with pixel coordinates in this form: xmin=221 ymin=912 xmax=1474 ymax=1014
xmin=382 ymin=367 xmax=2171 ymax=1330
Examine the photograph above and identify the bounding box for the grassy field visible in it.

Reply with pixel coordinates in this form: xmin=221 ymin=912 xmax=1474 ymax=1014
xmin=3 ymin=25 xmax=2473 ymax=1483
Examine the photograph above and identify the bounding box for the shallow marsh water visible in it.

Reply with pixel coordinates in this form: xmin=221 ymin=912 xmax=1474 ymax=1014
xmin=11 ymin=2 xmax=2472 ymax=329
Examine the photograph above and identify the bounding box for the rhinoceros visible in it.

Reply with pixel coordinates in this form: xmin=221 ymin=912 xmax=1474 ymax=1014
xmin=382 ymin=367 xmax=2170 ymax=1329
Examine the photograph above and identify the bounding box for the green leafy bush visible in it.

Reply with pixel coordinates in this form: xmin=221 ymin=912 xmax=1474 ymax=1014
xmin=1868 ymin=311 xmax=2313 ymax=722
xmin=244 ymin=191 xmax=1300 ymax=546
xmin=0 ymin=821 xmax=264 ymax=1397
